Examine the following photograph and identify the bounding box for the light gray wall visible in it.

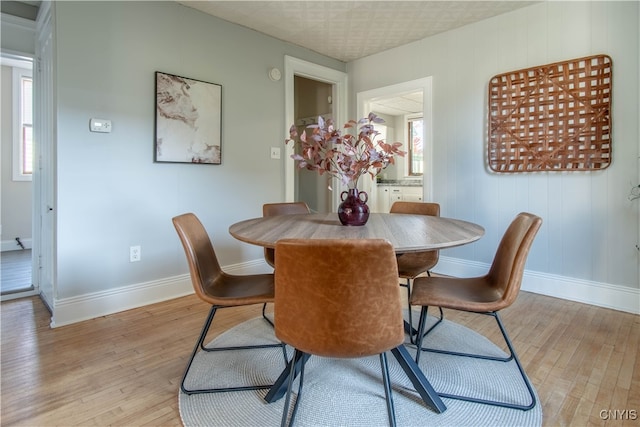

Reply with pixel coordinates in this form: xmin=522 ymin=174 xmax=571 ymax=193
xmin=53 ymin=1 xmax=345 ymax=299
xmin=348 ymin=1 xmax=639 ymax=290
xmin=1 ymin=65 xmax=33 ymax=247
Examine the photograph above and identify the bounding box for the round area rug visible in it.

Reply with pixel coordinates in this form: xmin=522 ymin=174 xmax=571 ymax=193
xmin=179 ymin=314 xmax=542 ymax=426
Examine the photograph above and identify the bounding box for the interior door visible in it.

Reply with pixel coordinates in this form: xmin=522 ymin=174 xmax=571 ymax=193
xmin=34 ymin=2 xmax=55 ymax=313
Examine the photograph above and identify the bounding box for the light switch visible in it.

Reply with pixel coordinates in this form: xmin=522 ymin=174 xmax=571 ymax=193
xmin=270 ymin=147 xmax=281 ymax=159
xmin=90 ymin=118 xmax=112 ymax=133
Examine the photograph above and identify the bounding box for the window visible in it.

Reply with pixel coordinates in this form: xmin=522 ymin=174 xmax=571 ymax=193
xmin=407 ymin=117 xmax=423 ymax=176
xmin=13 ymin=67 xmax=33 ymax=181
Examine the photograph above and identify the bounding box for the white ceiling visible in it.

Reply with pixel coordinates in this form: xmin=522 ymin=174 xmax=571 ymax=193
xmin=369 ymin=91 xmax=423 ymax=116
xmin=177 ymin=1 xmax=540 ymax=63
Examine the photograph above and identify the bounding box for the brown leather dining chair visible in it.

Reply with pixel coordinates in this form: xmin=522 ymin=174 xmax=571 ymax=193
xmin=410 ymin=212 xmax=542 ymax=410
xmin=260 ymin=202 xmax=311 ymax=325
xmin=274 ymin=239 xmax=405 ymax=427
xmin=389 ymin=201 xmax=441 ymax=340
xmin=262 ymin=202 xmax=311 ymax=269
xmin=172 ymin=213 xmax=286 ymax=395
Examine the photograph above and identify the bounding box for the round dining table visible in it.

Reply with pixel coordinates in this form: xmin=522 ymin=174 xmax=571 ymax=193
xmin=228 ymin=211 xmax=485 ymax=414
xmin=229 ymin=212 xmax=485 ymax=253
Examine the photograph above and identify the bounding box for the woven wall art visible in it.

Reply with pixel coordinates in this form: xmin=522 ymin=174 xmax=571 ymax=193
xmin=488 ymin=54 xmax=612 ymax=173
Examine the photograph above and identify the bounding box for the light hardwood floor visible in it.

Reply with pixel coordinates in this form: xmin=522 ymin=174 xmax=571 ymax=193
xmin=1 ymin=291 xmax=638 ymax=426
xmin=0 ymin=249 xmax=33 ymax=294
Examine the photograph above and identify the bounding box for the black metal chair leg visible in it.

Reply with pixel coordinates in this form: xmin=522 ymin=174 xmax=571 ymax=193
xmin=423 ymin=306 xmax=444 ymax=337
xmin=281 ymin=350 xmax=402 ymax=426
xmin=414 ymin=306 xmax=429 ymax=365
xmin=416 ymin=310 xmax=514 ymax=363
xmin=413 ymin=306 xmax=445 ymax=364
xmin=380 ymin=352 xmax=397 ymax=427
xmin=182 ymin=305 xmax=287 ymax=395
xmin=280 ymin=350 xmax=297 ymax=427
xmin=414 ymin=308 xmax=536 ymax=410
xmin=405 ymin=273 xmax=443 ymax=345
xmin=262 ymin=302 xmax=274 ymax=328
xmin=490 ymin=312 xmax=536 ymax=410
xmin=405 ymin=279 xmax=415 ymax=343
xmin=181 ymin=306 xmax=217 ymax=394
xmin=281 ymin=349 xmax=307 ymax=427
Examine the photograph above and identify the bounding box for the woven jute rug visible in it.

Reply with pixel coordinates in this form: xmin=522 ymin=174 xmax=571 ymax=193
xmin=179 ymin=314 xmax=542 ymax=426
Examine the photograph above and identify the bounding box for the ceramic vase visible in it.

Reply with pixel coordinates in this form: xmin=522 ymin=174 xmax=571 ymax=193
xmin=338 ymin=188 xmax=370 ymax=226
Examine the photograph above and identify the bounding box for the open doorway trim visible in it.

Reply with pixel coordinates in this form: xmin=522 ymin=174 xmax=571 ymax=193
xmin=357 ymin=77 xmax=433 ymax=204
xmin=284 ymin=56 xmax=348 ymax=211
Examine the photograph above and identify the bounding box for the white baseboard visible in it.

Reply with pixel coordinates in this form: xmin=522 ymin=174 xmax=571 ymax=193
xmin=50 ymin=256 xmax=637 ymax=328
xmin=50 ymin=259 xmax=271 ymax=328
xmin=1 ymin=238 xmax=32 ymax=251
xmin=435 ymin=256 xmax=640 ymax=315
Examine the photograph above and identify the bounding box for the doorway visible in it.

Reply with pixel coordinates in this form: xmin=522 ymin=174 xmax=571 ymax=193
xmin=293 ymin=76 xmax=333 ymax=213
xmin=1 ymin=52 xmax=36 ymax=301
xmin=357 ymin=78 xmax=433 ymax=211
xmin=284 ymin=56 xmax=348 ymax=212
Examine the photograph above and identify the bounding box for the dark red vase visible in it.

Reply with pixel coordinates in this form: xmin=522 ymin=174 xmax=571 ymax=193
xmin=338 ymin=188 xmax=370 ymax=226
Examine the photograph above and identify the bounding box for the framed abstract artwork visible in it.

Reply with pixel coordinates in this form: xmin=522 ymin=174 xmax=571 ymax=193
xmin=488 ymin=55 xmax=612 ymax=173
xmin=154 ymin=71 xmax=222 ymax=164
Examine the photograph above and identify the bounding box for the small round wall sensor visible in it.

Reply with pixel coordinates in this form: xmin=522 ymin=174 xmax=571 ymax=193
xmin=268 ymin=67 xmax=282 ymax=81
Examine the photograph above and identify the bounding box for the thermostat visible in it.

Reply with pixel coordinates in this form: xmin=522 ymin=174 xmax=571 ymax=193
xmin=90 ymin=118 xmax=112 ymax=133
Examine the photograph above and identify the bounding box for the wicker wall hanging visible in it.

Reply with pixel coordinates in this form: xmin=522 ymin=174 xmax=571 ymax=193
xmin=488 ymin=54 xmax=612 ymax=172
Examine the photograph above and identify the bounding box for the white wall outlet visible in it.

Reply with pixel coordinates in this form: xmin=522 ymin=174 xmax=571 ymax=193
xmin=129 ymin=245 xmax=141 ymax=262
xmin=90 ymin=118 xmax=112 ymax=133
xmin=270 ymin=147 xmax=281 ymax=159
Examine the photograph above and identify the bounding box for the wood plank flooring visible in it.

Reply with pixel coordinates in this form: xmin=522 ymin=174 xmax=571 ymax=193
xmin=1 ymin=291 xmax=638 ymax=426
xmin=1 ymin=249 xmax=33 ymax=294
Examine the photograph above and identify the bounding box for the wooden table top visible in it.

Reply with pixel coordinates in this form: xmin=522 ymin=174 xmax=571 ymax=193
xmin=229 ymin=212 xmax=484 ymax=254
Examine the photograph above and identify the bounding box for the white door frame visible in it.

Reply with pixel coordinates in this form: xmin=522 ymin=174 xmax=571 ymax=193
xmin=356 ymin=77 xmax=434 ymax=205
xmin=284 ymin=56 xmax=347 ymax=211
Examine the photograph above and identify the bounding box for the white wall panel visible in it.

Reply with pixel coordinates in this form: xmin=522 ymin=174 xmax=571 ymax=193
xmin=348 ymin=1 xmax=639 ymax=298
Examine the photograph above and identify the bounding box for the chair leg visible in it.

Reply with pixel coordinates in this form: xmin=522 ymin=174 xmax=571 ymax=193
xmin=281 ymin=349 xmax=307 ymax=427
xmin=490 ymin=312 xmax=537 ymax=410
xmin=181 ymin=305 xmax=287 ymax=395
xmin=416 ymin=310 xmax=512 ymax=362
xmin=405 ymin=279 xmax=414 ymax=343
xmin=258 ymin=306 xmax=288 ymax=362
xmin=414 ymin=306 xmax=429 ymax=365
xmin=413 ymin=306 xmax=445 ymax=365
xmin=280 ymin=350 xmax=401 ymax=426
xmin=405 ymin=272 xmax=443 ymax=345
xmin=426 ymin=307 xmax=444 ymax=336
xmin=379 ymin=352 xmax=397 ymax=427
xmin=414 ymin=309 xmax=536 ymax=411
xmin=262 ymin=302 xmax=274 ymax=328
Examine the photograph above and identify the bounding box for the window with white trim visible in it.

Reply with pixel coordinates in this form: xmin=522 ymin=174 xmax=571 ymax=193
xmin=13 ymin=67 xmax=33 ymax=181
